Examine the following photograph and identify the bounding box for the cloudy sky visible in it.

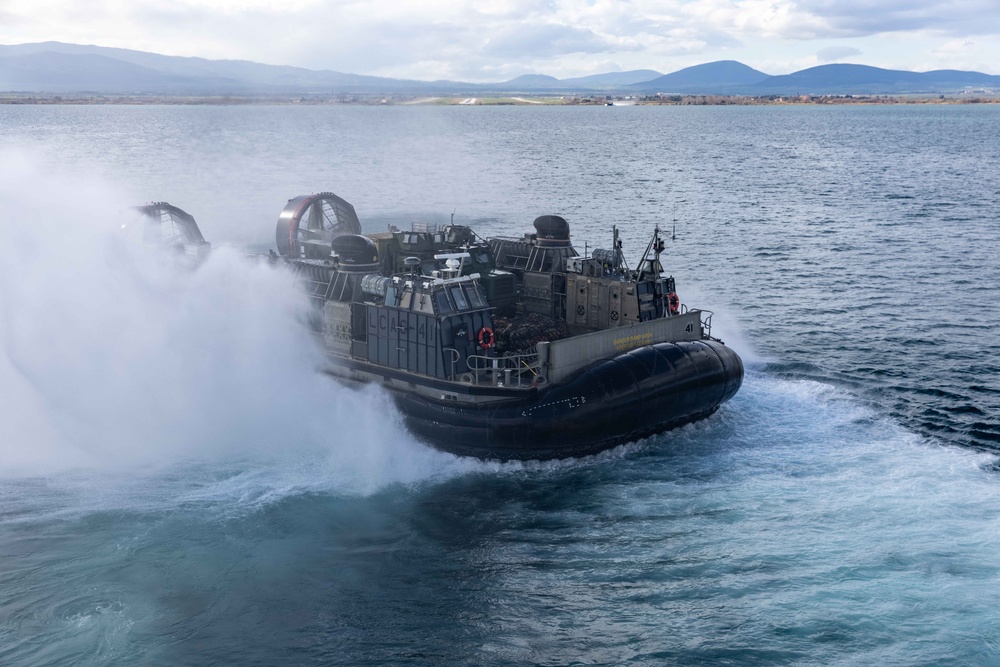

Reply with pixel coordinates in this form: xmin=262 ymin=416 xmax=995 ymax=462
xmin=3 ymin=0 xmax=999 ymax=80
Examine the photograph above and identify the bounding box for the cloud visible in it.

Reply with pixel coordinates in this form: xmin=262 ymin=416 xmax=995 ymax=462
xmin=816 ymin=45 xmax=862 ymax=62
xmin=794 ymin=0 xmax=1000 ymax=37
xmin=483 ymin=23 xmax=617 ymax=58
xmin=3 ymin=0 xmax=1000 ymax=79
xmin=932 ymin=38 xmax=977 ymax=55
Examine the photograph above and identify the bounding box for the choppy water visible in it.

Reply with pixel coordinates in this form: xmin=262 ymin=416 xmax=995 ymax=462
xmin=2 ymin=104 xmax=999 ymax=665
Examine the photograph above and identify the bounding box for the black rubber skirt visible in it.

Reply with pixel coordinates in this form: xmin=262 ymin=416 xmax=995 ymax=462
xmin=392 ymin=339 xmax=744 ymax=461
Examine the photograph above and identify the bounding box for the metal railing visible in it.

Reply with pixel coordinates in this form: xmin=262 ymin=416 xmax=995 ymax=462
xmin=463 ymin=351 xmax=543 ymax=388
xmin=700 ymin=310 xmax=714 ymax=339
xmin=443 ymin=347 xmax=461 ymax=380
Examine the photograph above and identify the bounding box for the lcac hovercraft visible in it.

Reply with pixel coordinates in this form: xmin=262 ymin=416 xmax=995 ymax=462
xmin=273 ymin=192 xmax=743 ymax=461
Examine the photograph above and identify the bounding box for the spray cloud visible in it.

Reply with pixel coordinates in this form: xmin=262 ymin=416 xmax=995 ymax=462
xmin=0 ymin=150 xmax=467 ymax=490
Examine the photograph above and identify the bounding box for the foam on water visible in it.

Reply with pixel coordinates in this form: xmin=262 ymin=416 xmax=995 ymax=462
xmin=456 ymin=374 xmax=1000 ymax=665
xmin=3 ymin=367 xmax=999 ymax=664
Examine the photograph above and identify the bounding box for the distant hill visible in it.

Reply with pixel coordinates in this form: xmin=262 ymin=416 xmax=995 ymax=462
xmin=560 ymin=70 xmax=663 ymax=87
xmin=750 ymin=64 xmax=1000 ymax=95
xmin=496 ymin=70 xmax=663 ymax=91
xmin=498 ymin=74 xmax=561 ymax=90
xmin=0 ymin=51 xmax=239 ymax=93
xmin=1 ymin=42 xmax=997 ymax=96
xmin=635 ymin=60 xmax=770 ymax=93
xmin=0 ymin=42 xmax=473 ymax=94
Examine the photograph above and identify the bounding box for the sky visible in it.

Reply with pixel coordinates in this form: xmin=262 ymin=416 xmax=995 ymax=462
xmin=2 ymin=0 xmax=999 ymax=81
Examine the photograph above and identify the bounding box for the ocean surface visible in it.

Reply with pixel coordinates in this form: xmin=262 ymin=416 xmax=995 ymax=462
xmin=1 ymin=103 xmax=999 ymax=665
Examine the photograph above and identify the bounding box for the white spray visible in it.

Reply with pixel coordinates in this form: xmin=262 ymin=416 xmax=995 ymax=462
xmin=0 ymin=150 xmax=474 ymax=491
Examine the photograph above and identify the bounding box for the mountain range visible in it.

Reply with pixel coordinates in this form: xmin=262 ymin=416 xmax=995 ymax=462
xmin=2 ymin=42 xmax=999 ymax=96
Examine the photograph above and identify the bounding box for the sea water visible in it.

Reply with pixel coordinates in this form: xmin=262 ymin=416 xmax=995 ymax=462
xmin=1 ymin=103 xmax=999 ymax=665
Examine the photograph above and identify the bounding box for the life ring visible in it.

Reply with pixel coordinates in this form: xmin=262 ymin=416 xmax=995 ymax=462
xmin=667 ymin=292 xmax=680 ymax=315
xmin=477 ymin=326 xmax=495 ymax=349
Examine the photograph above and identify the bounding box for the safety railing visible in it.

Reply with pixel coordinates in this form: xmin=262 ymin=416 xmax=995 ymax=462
xmin=443 ymin=347 xmax=462 ymax=380
xmin=700 ymin=310 xmax=714 ymax=339
xmin=464 ymin=351 xmax=543 ymax=388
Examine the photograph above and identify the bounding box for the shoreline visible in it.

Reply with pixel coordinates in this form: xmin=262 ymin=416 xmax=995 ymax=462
xmin=2 ymin=93 xmax=998 ymax=106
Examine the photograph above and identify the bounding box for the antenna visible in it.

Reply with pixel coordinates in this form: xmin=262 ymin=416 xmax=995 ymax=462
xmin=613 ymin=225 xmax=624 ymax=271
xmin=633 ymin=225 xmax=667 ymax=278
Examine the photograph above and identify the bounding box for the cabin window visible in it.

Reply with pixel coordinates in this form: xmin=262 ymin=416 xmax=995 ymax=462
xmin=434 ymin=291 xmax=453 ymax=314
xmin=450 ymin=286 xmax=469 ymax=310
xmin=399 ymin=290 xmax=413 ymax=309
xmin=465 ymin=284 xmax=487 ymax=309
xmin=416 ymin=293 xmax=435 ymax=314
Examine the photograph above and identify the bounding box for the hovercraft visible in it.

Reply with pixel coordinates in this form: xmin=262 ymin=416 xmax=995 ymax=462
xmin=273 ymin=193 xmax=743 ymax=461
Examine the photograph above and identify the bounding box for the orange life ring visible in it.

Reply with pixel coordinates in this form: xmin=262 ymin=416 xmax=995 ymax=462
xmin=477 ymin=326 xmax=495 ymax=349
xmin=667 ymin=292 xmax=680 ymax=315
